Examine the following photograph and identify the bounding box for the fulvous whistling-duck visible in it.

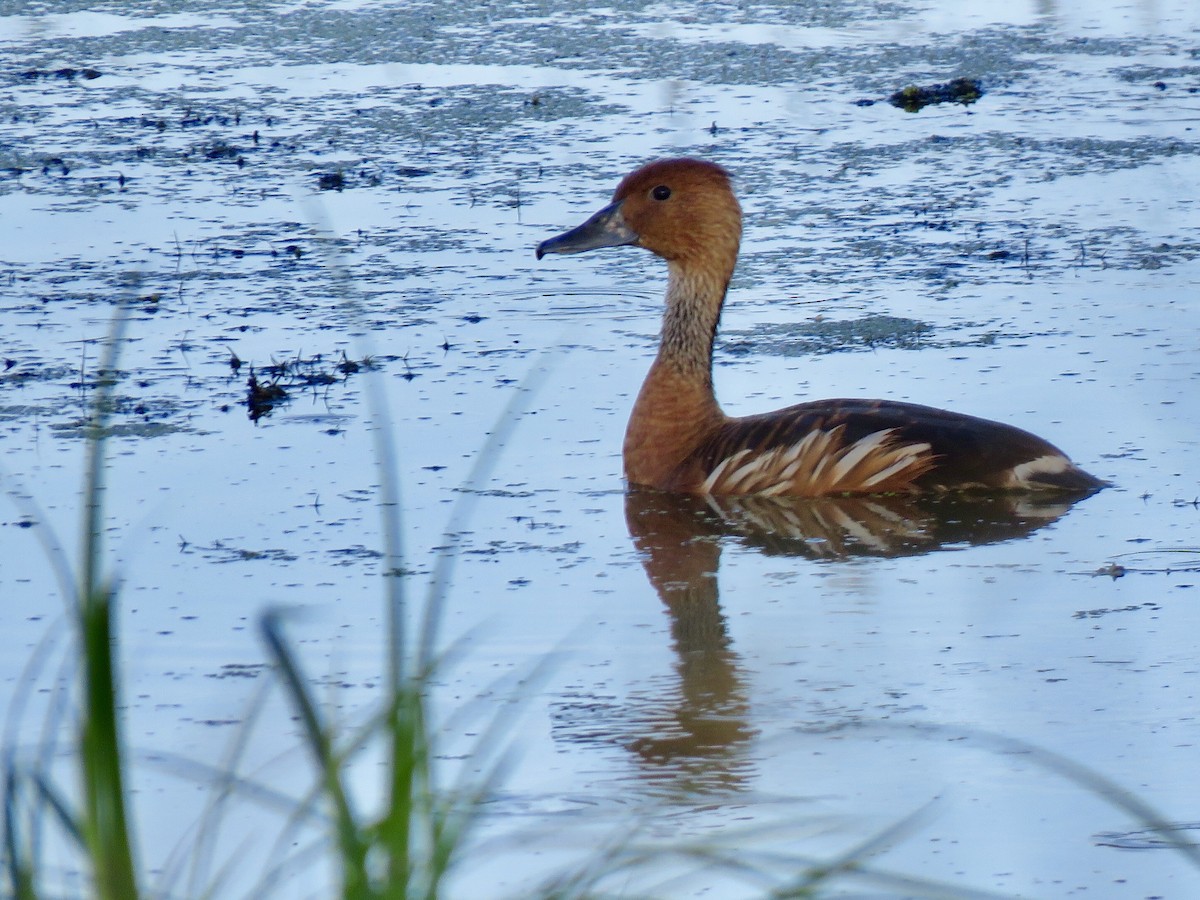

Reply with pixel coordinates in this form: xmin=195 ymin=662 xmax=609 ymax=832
xmin=536 ymin=158 xmax=1105 ymax=497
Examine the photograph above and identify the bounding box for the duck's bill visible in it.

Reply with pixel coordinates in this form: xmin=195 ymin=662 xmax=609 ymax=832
xmin=536 ymin=200 xmax=638 ymax=259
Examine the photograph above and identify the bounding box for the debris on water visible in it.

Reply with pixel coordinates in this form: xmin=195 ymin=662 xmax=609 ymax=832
xmin=889 ymin=77 xmax=983 ymax=112
xmin=204 ymin=142 xmax=242 ymax=161
xmin=1074 ymin=604 xmax=1160 ymax=620
xmin=246 ymin=369 xmax=287 ymax=422
xmin=1095 ymin=822 xmax=1200 ymax=849
xmin=317 ymin=171 xmax=346 ymax=191
xmin=207 ymin=663 xmax=269 ymax=680
xmin=242 ymin=351 xmax=374 ymax=421
xmin=21 ymin=67 xmax=102 ymax=81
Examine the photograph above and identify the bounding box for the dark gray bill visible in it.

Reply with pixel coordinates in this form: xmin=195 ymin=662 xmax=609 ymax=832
xmin=535 ymin=200 xmax=637 ymax=259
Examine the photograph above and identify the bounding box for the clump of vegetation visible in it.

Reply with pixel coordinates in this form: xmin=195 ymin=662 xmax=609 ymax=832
xmin=245 ymin=368 xmax=289 ymax=421
xmin=317 ymin=171 xmax=346 ymax=191
xmin=240 ymin=350 xmax=376 ymax=421
xmin=20 ymin=67 xmax=102 ymax=80
xmin=889 ymin=77 xmax=983 ymax=112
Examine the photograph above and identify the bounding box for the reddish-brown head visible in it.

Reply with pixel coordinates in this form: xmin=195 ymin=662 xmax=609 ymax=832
xmin=536 ymin=158 xmax=743 ymax=274
xmin=611 ymin=158 xmax=742 ymax=265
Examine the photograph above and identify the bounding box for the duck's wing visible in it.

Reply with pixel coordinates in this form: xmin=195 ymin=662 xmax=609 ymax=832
xmin=674 ymin=398 xmax=1105 ymax=496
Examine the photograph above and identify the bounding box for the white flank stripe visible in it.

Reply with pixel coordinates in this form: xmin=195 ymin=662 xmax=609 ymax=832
xmin=778 ymin=431 xmax=815 ymax=467
xmin=808 ymin=451 xmax=832 ymax=485
xmin=724 ymin=456 xmax=763 ymax=491
xmin=1009 ymin=454 xmax=1071 ymax=487
xmin=759 ymin=480 xmax=791 ymax=497
xmin=830 ymin=429 xmax=895 ymax=484
xmin=860 ymin=442 xmax=933 ymax=487
xmin=701 ymin=448 xmax=751 ymax=493
xmin=702 ymin=427 xmax=937 ymax=495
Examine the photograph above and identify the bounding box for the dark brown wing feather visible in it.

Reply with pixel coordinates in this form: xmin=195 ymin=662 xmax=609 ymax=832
xmin=680 ymin=398 xmax=1104 ymax=495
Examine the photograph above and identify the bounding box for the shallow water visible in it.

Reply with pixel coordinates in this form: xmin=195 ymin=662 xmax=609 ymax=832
xmin=2 ymin=0 xmax=1200 ymax=896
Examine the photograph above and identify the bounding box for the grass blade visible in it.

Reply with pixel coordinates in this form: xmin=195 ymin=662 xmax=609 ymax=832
xmin=75 ymin=307 xmax=139 ymax=900
xmin=260 ymin=609 xmax=369 ymax=897
xmin=4 ymin=766 xmax=37 ymax=900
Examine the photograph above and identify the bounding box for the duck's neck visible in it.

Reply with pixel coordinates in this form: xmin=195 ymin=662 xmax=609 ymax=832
xmin=659 ymin=263 xmax=725 ymax=379
xmin=624 ymin=260 xmax=732 ymax=488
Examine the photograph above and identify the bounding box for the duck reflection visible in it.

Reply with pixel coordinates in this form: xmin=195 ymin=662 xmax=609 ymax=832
xmin=654 ymin=489 xmax=1099 ymax=560
xmin=553 ymin=488 xmax=1097 ymax=795
xmin=620 ymin=489 xmax=755 ymax=795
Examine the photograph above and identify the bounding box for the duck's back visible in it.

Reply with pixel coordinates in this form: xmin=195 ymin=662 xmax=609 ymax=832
xmin=659 ymin=398 xmax=1104 ymax=497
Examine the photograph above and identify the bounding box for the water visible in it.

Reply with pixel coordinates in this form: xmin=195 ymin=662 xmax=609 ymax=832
xmin=2 ymin=0 xmax=1199 ymax=895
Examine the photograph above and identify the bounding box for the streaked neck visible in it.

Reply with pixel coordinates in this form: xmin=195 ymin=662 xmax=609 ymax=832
xmin=658 ymin=261 xmax=730 ymax=383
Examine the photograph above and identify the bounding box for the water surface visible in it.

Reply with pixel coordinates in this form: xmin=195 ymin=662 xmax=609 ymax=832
xmin=2 ymin=0 xmax=1199 ymax=895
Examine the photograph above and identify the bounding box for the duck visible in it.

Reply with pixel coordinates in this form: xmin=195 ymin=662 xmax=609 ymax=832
xmin=536 ymin=158 xmax=1105 ymax=497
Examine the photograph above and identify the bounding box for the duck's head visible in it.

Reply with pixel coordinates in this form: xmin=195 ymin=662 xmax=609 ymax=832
xmin=536 ymin=158 xmax=743 ymax=270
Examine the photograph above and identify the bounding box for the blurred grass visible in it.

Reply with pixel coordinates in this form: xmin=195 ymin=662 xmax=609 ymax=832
xmin=2 ymin=309 xmax=140 ymax=900
xmin=0 ymin=269 xmax=529 ymax=896
xmin=78 ymin=331 xmax=139 ymax=899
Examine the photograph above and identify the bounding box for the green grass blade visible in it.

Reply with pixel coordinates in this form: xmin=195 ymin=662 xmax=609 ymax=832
xmin=78 ymin=587 xmax=139 ymax=900
xmin=75 ymin=307 xmax=139 ymax=900
xmin=379 ymin=688 xmax=420 ymax=897
xmin=260 ymin=609 xmax=370 ymax=897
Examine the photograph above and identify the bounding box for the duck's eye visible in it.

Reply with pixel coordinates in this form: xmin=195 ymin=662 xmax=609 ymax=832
xmin=651 ymin=185 xmax=671 ymax=201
